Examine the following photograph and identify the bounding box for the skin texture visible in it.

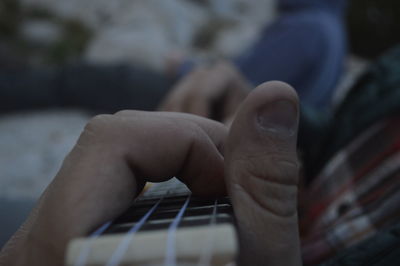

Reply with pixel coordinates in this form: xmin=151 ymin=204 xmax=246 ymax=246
xmin=0 ymin=81 xmax=301 ymax=266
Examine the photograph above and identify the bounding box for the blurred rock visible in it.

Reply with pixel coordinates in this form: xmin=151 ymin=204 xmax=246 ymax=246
xmin=20 ymin=0 xmax=276 ymax=70
xmin=20 ymin=19 xmax=62 ymax=46
xmin=85 ymin=0 xmax=209 ymax=71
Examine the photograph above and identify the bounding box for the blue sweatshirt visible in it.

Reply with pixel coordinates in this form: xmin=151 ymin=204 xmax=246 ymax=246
xmin=236 ymin=0 xmax=348 ymax=111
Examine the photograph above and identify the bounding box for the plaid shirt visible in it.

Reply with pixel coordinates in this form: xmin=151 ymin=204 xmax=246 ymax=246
xmin=300 ymin=116 xmax=400 ymax=265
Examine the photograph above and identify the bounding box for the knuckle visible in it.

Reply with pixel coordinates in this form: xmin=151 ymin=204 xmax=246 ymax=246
xmin=86 ymin=114 xmax=114 ymax=130
xmin=230 ymin=157 xmax=299 ymax=217
xmin=232 ymin=152 xmax=299 ymax=186
xmin=114 ymin=109 xmax=145 ymax=118
xmin=271 ymin=158 xmax=300 ymax=186
xmin=80 ymin=114 xmax=116 ymax=143
xmin=267 ymin=153 xmax=300 ymax=185
xmin=114 ymin=110 xmax=133 ymax=116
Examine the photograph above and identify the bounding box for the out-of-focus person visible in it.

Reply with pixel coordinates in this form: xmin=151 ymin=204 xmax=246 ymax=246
xmin=161 ymin=0 xmax=348 ymax=119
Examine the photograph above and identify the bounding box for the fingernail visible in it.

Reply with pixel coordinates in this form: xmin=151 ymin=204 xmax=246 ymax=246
xmin=257 ymin=100 xmax=298 ymax=135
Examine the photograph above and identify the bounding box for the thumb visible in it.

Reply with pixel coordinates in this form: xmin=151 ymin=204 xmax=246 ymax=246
xmin=225 ymin=81 xmax=301 ymax=266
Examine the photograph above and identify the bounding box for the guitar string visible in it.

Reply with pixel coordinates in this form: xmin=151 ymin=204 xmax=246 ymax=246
xmin=102 ymin=181 xmax=178 ymax=266
xmin=73 ymin=221 xmax=113 ymax=266
xmin=164 ymin=194 xmax=191 ymax=266
xmin=72 ymin=180 xmax=189 ymax=266
xmin=73 ymin=196 xmax=161 ymax=266
xmin=197 ymin=199 xmax=218 ymax=266
xmin=105 ymin=196 xmax=163 ymax=266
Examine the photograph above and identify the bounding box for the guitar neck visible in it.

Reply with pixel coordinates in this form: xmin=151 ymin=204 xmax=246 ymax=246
xmin=66 ymin=179 xmax=237 ymax=265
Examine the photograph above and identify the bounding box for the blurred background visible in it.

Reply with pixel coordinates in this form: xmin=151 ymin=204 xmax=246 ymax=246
xmin=0 ymin=0 xmax=276 ymax=247
xmin=1 ymin=0 xmax=400 ymax=248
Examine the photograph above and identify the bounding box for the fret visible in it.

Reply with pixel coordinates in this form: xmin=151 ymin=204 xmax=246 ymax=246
xmin=107 ymin=199 xmax=232 ymax=233
xmin=107 ymin=211 xmax=233 ymax=234
xmin=66 ymin=178 xmax=236 ymax=266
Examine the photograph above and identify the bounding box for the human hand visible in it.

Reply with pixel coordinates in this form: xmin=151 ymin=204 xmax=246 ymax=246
xmin=0 ymin=81 xmax=300 ymax=266
xmin=159 ymin=61 xmax=251 ymax=122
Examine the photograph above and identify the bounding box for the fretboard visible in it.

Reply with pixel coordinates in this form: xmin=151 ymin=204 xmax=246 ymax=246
xmin=66 ymin=179 xmax=237 ymax=266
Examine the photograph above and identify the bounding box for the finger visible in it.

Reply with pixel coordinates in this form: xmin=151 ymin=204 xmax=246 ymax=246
xmin=158 ymin=86 xmax=186 ymax=112
xmin=30 ymin=111 xmax=228 ymax=255
xmin=115 ymin=110 xmax=226 ymax=154
xmin=159 ymin=68 xmax=208 ymax=113
xmin=184 ymin=67 xmax=230 ymax=118
xmin=225 ymin=81 xmax=301 ymax=266
xmin=185 ymin=90 xmax=211 ymax=117
xmin=222 ymin=80 xmax=250 ymax=120
xmin=177 ymin=68 xmax=215 ymax=117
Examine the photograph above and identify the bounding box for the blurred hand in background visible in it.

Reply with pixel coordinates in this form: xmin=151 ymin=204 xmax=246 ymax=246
xmin=159 ymin=61 xmax=251 ymax=124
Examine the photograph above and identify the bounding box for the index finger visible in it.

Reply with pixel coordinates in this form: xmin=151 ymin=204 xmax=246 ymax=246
xmin=38 ymin=111 xmax=228 ymax=241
